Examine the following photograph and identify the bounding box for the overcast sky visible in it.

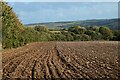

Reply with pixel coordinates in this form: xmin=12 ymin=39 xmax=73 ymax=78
xmin=8 ymin=2 xmax=118 ymax=24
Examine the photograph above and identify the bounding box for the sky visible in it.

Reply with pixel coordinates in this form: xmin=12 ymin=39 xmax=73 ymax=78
xmin=4 ymin=0 xmax=120 ymax=2
xmin=8 ymin=2 xmax=118 ymax=24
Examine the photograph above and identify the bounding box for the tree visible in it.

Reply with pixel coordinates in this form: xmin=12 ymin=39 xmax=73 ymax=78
xmin=85 ymin=30 xmax=102 ymax=40
xmin=68 ymin=26 xmax=86 ymax=34
xmin=2 ymin=2 xmax=24 ymax=49
xmin=99 ymin=26 xmax=113 ymax=40
xmin=88 ymin=26 xmax=99 ymax=32
xmin=34 ymin=25 xmax=49 ymax=32
xmin=80 ymin=34 xmax=91 ymax=41
xmin=74 ymin=34 xmax=81 ymax=41
xmin=112 ymin=30 xmax=120 ymax=41
xmin=61 ymin=32 xmax=74 ymax=41
xmin=54 ymin=33 xmax=66 ymax=41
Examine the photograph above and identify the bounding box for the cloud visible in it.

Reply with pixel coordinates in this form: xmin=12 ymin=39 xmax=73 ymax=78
xmin=10 ymin=2 xmax=118 ymax=24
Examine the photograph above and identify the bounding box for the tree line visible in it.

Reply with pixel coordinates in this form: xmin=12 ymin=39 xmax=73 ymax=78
xmin=1 ymin=2 xmax=120 ymax=49
xmin=33 ymin=25 xmax=120 ymax=41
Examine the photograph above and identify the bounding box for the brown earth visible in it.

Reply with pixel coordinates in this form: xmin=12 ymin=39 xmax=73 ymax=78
xmin=2 ymin=41 xmax=120 ymax=79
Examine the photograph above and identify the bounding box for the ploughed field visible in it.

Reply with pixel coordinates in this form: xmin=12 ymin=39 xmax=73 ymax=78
xmin=2 ymin=41 xmax=120 ymax=79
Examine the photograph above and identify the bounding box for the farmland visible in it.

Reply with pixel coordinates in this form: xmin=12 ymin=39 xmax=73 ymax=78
xmin=2 ymin=41 xmax=120 ymax=79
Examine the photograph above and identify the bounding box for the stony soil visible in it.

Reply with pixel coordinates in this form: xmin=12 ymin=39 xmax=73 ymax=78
xmin=2 ymin=41 xmax=120 ymax=79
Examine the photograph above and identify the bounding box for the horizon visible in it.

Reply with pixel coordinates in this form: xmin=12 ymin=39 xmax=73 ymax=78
xmin=24 ymin=17 xmax=118 ymax=25
xmin=8 ymin=2 xmax=118 ymax=24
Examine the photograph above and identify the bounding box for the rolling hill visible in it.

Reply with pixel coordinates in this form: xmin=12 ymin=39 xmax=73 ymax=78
xmin=25 ymin=18 xmax=120 ymax=30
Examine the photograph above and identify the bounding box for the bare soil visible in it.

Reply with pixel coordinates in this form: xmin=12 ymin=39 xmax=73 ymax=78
xmin=2 ymin=41 xmax=120 ymax=79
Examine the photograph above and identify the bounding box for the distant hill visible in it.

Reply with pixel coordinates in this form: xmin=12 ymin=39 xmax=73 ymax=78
xmin=25 ymin=18 xmax=120 ymax=30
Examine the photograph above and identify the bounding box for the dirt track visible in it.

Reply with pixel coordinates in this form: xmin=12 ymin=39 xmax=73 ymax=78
xmin=2 ymin=41 xmax=120 ymax=79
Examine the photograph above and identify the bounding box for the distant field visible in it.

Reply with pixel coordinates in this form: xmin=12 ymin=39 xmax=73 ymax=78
xmin=50 ymin=31 xmax=61 ymax=33
xmin=50 ymin=30 xmax=68 ymax=33
xmin=2 ymin=41 xmax=120 ymax=79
